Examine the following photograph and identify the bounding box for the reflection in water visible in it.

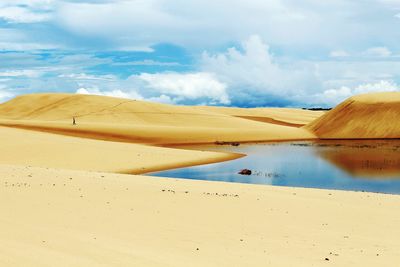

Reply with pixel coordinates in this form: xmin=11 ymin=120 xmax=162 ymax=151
xmin=316 ymin=141 xmax=400 ymax=178
xmin=149 ymin=140 xmax=400 ymax=194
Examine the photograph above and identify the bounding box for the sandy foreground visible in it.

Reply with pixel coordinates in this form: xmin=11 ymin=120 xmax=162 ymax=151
xmin=1 ymin=164 xmax=399 ymax=267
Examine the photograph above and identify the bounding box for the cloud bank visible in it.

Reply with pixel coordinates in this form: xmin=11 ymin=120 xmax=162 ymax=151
xmin=1 ymin=1 xmax=400 ymax=107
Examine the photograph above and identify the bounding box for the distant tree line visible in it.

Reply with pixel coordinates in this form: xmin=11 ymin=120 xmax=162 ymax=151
xmin=302 ymin=107 xmax=332 ymax=111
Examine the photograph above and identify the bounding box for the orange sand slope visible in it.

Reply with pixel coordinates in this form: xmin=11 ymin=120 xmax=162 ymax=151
xmin=306 ymin=92 xmax=400 ymax=139
xmin=1 ymin=164 xmax=399 ymax=267
xmin=0 ymin=126 xmax=240 ymax=174
xmin=196 ymin=106 xmax=324 ymax=127
xmin=0 ymin=93 xmax=317 ymax=144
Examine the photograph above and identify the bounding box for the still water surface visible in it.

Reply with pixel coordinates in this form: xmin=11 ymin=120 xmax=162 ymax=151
xmin=149 ymin=140 xmax=400 ymax=194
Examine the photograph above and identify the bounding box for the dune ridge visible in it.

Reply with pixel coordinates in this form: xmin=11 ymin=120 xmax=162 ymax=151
xmin=0 ymin=93 xmax=317 ymax=144
xmin=194 ymin=106 xmax=324 ymax=126
xmin=0 ymin=126 xmax=241 ymax=174
xmin=306 ymin=92 xmax=400 ymax=139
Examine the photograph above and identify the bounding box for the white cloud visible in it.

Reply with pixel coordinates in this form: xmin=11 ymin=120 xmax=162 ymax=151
xmin=353 ymin=80 xmax=399 ymax=94
xmin=0 ymin=69 xmax=42 ymax=78
xmin=0 ymin=86 xmax=14 ymax=103
xmin=201 ymin=35 xmax=280 ymax=86
xmin=0 ymin=42 xmax=58 ymax=51
xmin=71 ymin=71 xmax=230 ymax=105
xmin=0 ymin=1 xmax=54 ymax=24
xmin=147 ymin=94 xmax=174 ymax=104
xmin=330 ymin=47 xmax=396 ymax=59
xmin=363 ymin=47 xmax=392 ymax=57
xmin=309 ymin=80 xmax=400 ymax=106
xmin=116 ymin=45 xmax=155 ymax=52
xmin=311 ymin=86 xmax=353 ymax=106
xmin=330 ymin=50 xmax=349 ymax=57
xmin=0 ymin=0 xmax=54 ymax=7
xmin=76 ymin=87 xmax=144 ymax=100
xmin=136 ymin=72 xmax=230 ymax=105
xmin=200 ymin=35 xmax=318 ymax=105
xmin=0 ymin=6 xmax=51 ymax=23
xmin=55 ymin=0 xmax=378 ymax=49
xmin=113 ymin=60 xmax=180 ymax=67
xmin=59 ymin=73 xmax=116 ymax=81
xmin=57 ymin=0 xmax=187 ymax=46
xmin=1 ymin=0 xmax=400 ymax=53
xmin=0 ymin=28 xmax=59 ymax=51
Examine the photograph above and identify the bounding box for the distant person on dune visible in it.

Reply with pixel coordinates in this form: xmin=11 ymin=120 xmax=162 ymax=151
xmin=72 ymin=116 xmax=76 ymax=125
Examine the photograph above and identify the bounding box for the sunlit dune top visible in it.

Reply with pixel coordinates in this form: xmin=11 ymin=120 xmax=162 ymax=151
xmin=349 ymin=91 xmax=400 ymax=103
xmin=306 ymin=91 xmax=400 ymax=139
xmin=0 ymin=93 xmax=230 ymax=123
xmin=0 ymin=93 xmax=321 ymax=127
xmin=0 ymin=92 xmax=317 ymax=144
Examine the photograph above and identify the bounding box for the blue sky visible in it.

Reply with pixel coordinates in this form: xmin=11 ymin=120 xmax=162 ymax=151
xmin=1 ymin=0 xmax=400 ymax=107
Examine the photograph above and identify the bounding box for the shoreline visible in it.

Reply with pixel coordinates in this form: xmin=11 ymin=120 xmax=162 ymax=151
xmin=125 ymin=152 xmax=244 ymax=175
xmin=1 ymin=125 xmax=399 ymax=196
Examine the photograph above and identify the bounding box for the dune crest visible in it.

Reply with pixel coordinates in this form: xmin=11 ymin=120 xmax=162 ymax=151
xmin=306 ymin=92 xmax=400 ymax=139
xmin=194 ymin=106 xmax=324 ymax=126
xmin=0 ymin=93 xmax=316 ymax=144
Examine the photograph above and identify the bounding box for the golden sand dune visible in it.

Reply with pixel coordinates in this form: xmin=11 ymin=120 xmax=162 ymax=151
xmin=0 ymin=93 xmax=316 ymax=144
xmin=1 ymin=164 xmax=399 ymax=267
xmin=0 ymin=93 xmax=253 ymax=127
xmin=195 ymin=106 xmax=324 ymax=127
xmin=0 ymin=126 xmax=240 ymax=174
xmin=306 ymin=92 xmax=400 ymax=139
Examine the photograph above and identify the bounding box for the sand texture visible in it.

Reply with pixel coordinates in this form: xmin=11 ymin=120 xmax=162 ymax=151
xmin=0 ymin=93 xmax=316 ymax=144
xmin=195 ymin=106 xmax=324 ymax=127
xmin=0 ymin=126 xmax=241 ymax=174
xmin=306 ymin=92 xmax=400 ymax=139
xmin=1 ymin=164 xmax=399 ymax=267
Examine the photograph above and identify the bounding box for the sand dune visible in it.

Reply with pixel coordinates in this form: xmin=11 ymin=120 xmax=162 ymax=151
xmin=0 ymin=93 xmax=316 ymax=144
xmin=0 ymin=126 xmax=240 ymax=174
xmin=1 ymin=164 xmax=399 ymax=267
xmin=0 ymin=93 xmax=320 ymax=175
xmin=306 ymin=92 xmax=400 ymax=139
xmin=196 ymin=106 xmax=324 ymax=126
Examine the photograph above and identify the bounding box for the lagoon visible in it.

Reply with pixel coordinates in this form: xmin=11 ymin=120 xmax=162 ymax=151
xmin=149 ymin=140 xmax=400 ymax=194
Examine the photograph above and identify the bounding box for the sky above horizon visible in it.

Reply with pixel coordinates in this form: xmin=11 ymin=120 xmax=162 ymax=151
xmin=1 ymin=0 xmax=400 ymax=107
